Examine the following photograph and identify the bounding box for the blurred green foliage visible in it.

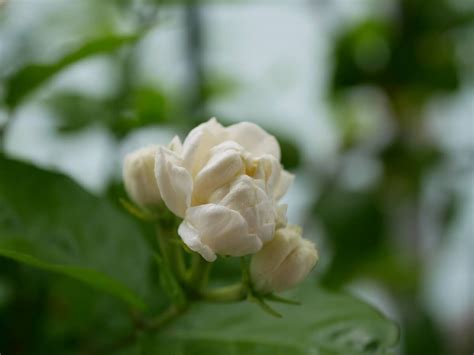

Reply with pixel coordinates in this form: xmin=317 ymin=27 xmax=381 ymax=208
xmin=319 ymin=0 xmax=474 ymax=354
xmin=331 ymin=0 xmax=474 ymax=99
xmin=4 ymin=34 xmax=140 ymax=109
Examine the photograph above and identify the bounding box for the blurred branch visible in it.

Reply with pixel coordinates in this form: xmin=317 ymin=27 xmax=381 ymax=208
xmin=0 ymin=115 xmax=12 ymax=151
xmin=185 ymin=1 xmax=207 ymax=120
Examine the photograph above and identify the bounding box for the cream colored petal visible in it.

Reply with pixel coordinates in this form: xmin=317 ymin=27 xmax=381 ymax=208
xmin=123 ymin=145 xmax=161 ymax=208
xmin=250 ymin=225 xmax=318 ymax=293
xmin=250 ymin=226 xmax=299 ymax=278
xmin=216 ymin=175 xmax=275 ymax=243
xmin=192 ymin=142 xmax=245 ymax=204
xmin=274 ymin=170 xmax=294 ymax=200
xmin=155 ymin=146 xmax=193 ymax=218
xmin=275 ymin=204 xmax=288 ymax=228
xmin=179 ymin=204 xmax=261 ymax=260
xmin=217 ymin=175 xmax=263 ymax=208
xmin=270 ymin=239 xmax=318 ymax=292
xmin=168 ymin=135 xmax=183 ymax=154
xmin=243 ymin=200 xmax=275 ymax=243
xmin=182 ymin=118 xmax=228 ymax=176
xmin=252 ymin=155 xmax=293 ymax=200
xmin=254 ymin=155 xmax=282 ymax=192
xmin=178 ymin=220 xmax=217 ymax=262
xmin=226 ymin=121 xmax=280 ymax=160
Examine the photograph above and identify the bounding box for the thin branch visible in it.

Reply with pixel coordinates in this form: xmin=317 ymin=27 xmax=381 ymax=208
xmin=146 ymin=304 xmax=187 ymax=330
xmin=200 ymin=283 xmax=247 ymax=303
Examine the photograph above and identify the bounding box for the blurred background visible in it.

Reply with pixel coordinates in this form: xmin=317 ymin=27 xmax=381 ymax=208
xmin=0 ymin=0 xmax=473 ymax=354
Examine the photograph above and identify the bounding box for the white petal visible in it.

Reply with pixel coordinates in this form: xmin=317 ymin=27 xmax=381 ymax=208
xmin=182 ymin=118 xmax=227 ymax=176
xmin=274 ymin=170 xmax=294 ymax=200
xmin=178 ymin=221 xmax=217 ymax=262
xmin=179 ymin=204 xmax=261 ymax=260
xmin=216 ymin=175 xmax=263 ymax=209
xmin=252 ymin=155 xmax=293 ymax=200
xmin=238 ymin=199 xmax=275 ymax=243
xmin=216 ymin=175 xmax=275 ymax=243
xmin=192 ymin=142 xmax=245 ymax=204
xmin=168 ymin=135 xmax=183 ymax=154
xmin=275 ymin=204 xmax=288 ymax=228
xmin=155 ymin=146 xmax=193 ymax=218
xmin=270 ymin=239 xmax=318 ymax=292
xmin=226 ymin=121 xmax=280 ymax=160
xmin=253 ymin=155 xmax=281 ymax=193
xmin=250 ymin=225 xmax=318 ymax=293
xmin=250 ymin=226 xmax=299 ymax=279
xmin=123 ymin=145 xmax=161 ymax=208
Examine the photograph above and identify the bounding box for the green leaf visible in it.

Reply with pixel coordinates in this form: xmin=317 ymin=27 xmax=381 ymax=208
xmin=46 ymin=93 xmax=115 ymax=133
xmin=4 ymin=33 xmax=140 ymax=109
xmin=141 ymin=284 xmax=399 ymax=354
xmin=0 ymin=249 xmax=145 ymax=309
xmin=0 ymin=155 xmax=154 ymax=310
xmin=276 ymin=134 xmax=301 ymax=170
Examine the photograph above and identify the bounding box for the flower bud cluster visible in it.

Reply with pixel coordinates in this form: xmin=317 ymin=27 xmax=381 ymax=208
xmin=123 ymin=118 xmax=318 ymax=293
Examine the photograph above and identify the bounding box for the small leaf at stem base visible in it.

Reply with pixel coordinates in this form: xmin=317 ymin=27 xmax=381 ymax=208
xmin=265 ymin=293 xmax=301 ymax=306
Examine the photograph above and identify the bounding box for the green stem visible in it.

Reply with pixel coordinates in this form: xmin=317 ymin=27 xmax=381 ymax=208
xmin=240 ymin=257 xmax=250 ymax=283
xmin=146 ymin=304 xmax=187 ymax=330
xmin=156 ymin=225 xmax=186 ymax=281
xmin=200 ymin=283 xmax=247 ymax=303
xmin=187 ymin=253 xmax=212 ymax=291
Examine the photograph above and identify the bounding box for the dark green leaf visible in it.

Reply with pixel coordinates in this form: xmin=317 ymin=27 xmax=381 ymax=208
xmin=277 ymin=134 xmax=301 ymax=170
xmin=315 ymin=188 xmax=386 ymax=287
xmin=4 ymin=33 xmax=140 ymax=108
xmin=141 ymin=284 xmax=399 ymax=354
xmin=0 ymin=155 xmax=154 ymax=310
xmin=47 ymin=93 xmax=115 ymax=133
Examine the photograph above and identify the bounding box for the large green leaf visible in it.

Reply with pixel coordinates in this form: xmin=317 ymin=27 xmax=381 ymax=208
xmin=141 ymin=284 xmax=399 ymax=354
xmin=0 ymin=155 xmax=153 ymax=310
xmin=4 ymin=33 xmax=140 ymax=108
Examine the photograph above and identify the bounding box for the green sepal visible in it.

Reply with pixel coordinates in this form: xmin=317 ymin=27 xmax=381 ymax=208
xmin=119 ymin=198 xmax=157 ymax=222
xmin=265 ymin=293 xmax=301 ymax=306
xmin=248 ymin=293 xmax=283 ymax=318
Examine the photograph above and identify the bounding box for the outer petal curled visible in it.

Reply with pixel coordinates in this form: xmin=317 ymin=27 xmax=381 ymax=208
xmin=253 ymin=154 xmax=294 ymax=200
xmin=226 ymin=121 xmax=281 ymax=160
xmin=250 ymin=225 xmax=318 ymax=293
xmin=155 ymin=146 xmax=193 ymax=218
xmin=182 ymin=118 xmax=228 ymax=176
xmin=212 ymin=175 xmax=276 ymax=244
xmin=192 ymin=142 xmax=245 ymax=204
xmin=178 ymin=204 xmax=262 ymax=261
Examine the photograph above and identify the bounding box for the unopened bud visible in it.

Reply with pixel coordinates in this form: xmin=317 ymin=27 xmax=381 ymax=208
xmin=250 ymin=225 xmax=318 ymax=293
xmin=123 ymin=146 xmax=161 ymax=209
